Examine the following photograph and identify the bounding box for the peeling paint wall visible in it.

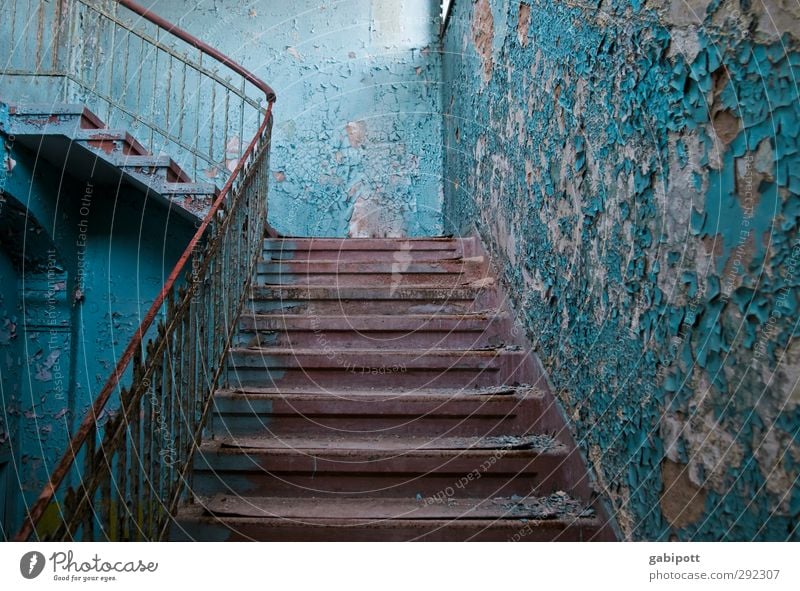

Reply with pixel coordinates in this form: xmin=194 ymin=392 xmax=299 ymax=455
xmin=0 ymin=126 xmax=195 ymax=535
xmin=443 ymin=0 xmax=800 ymax=540
xmin=149 ymin=0 xmax=444 ymax=237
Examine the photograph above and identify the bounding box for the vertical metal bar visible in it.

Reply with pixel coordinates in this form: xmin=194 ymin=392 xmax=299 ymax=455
xmin=82 ymin=423 xmax=97 ymax=541
xmin=162 ymin=291 xmax=175 ymax=527
xmin=173 ymin=291 xmax=186 ymax=471
xmin=150 ymin=29 xmax=160 ymax=151
xmin=130 ymin=347 xmax=143 ymax=541
xmin=51 ymin=0 xmax=64 ymax=72
xmin=35 ymin=0 xmax=45 ymax=70
xmin=141 ymin=346 xmax=154 ymax=540
xmin=135 ymin=35 xmax=144 ymax=132
xmin=239 ymin=78 xmax=246 ymax=160
xmin=122 ymin=31 xmax=131 ymax=111
xmin=209 ymin=83 xmax=216 ymax=163
xmin=179 ymin=61 xmax=187 ymax=145
xmin=165 ymin=54 xmax=173 ymax=147
xmin=106 ymin=21 xmax=117 ymax=122
xmin=223 ymin=89 xmax=230 ymax=176
xmin=194 ymin=52 xmax=203 ymax=179
xmin=116 ymin=416 xmax=128 ymax=542
xmin=151 ymin=340 xmax=165 ymax=537
xmin=91 ymin=6 xmax=102 ymax=92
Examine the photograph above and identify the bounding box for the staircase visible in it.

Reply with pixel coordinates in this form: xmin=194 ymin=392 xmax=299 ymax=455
xmin=172 ymin=237 xmax=616 ymax=541
xmin=1 ymin=103 xmax=217 ymax=221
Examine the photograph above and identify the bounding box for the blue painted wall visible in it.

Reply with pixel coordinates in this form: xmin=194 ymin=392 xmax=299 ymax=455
xmin=149 ymin=0 xmax=444 ymax=237
xmin=443 ymin=0 xmax=800 ymax=540
xmin=0 ymin=120 xmax=195 ymax=536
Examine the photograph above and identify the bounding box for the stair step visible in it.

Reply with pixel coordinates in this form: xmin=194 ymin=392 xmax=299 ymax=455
xmin=192 ymin=435 xmax=579 ymax=498
xmin=74 ymin=128 xmax=149 ymax=156
xmin=211 ymin=385 xmax=542 ymax=437
xmin=246 ymin=285 xmax=496 ymax=314
xmin=216 ymin=433 xmax=562 ymax=451
xmin=255 ymin=259 xmax=486 ymax=287
xmin=172 ymin=502 xmax=606 ymax=541
xmin=199 ymin=492 xmax=592 ymax=520
xmin=258 ymin=260 xmax=481 ymax=274
xmin=235 ymin=312 xmax=509 ymax=349
xmin=116 ymin=154 xmax=193 ymax=183
xmin=263 ymin=238 xmax=461 ymax=262
xmin=265 ymin=237 xmax=459 ymax=250
xmin=7 ymin=102 xmax=104 ymax=130
xmin=227 ymin=347 xmax=529 ymax=388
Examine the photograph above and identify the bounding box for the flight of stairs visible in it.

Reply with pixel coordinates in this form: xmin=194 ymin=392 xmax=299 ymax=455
xmin=172 ymin=237 xmax=616 ymax=541
xmin=1 ymin=102 xmax=217 ymax=221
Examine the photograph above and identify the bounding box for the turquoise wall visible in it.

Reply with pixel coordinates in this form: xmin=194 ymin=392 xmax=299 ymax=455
xmin=149 ymin=0 xmax=444 ymax=237
xmin=0 ymin=120 xmax=195 ymax=536
xmin=443 ymin=0 xmax=800 ymax=540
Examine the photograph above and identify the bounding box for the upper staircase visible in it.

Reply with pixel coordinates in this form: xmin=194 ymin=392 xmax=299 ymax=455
xmin=171 ymin=236 xmax=616 ymax=541
xmin=1 ymin=102 xmax=218 ymax=221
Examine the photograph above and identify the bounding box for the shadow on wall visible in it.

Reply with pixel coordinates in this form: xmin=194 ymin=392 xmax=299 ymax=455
xmin=443 ymin=0 xmax=800 ymax=540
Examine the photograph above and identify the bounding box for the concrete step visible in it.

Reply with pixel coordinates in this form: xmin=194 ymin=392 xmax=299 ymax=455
xmin=210 ymin=385 xmax=546 ymax=437
xmin=6 ymin=102 xmax=105 ymax=131
xmin=246 ymin=285 xmax=497 ymax=315
xmin=74 ymin=128 xmax=149 ymax=156
xmin=192 ymin=434 xmax=581 ymax=499
xmin=116 ymin=154 xmax=193 ymax=183
xmin=171 ymin=494 xmax=607 ymax=541
xmin=263 ymin=237 xmax=462 ymax=262
xmin=234 ymin=312 xmax=510 ymax=349
xmin=255 ymin=259 xmax=487 ymax=287
xmin=226 ymin=347 xmax=530 ymax=388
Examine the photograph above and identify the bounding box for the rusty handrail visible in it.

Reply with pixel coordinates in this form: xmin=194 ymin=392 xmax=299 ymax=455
xmin=117 ymin=0 xmax=276 ymax=103
xmin=14 ymin=0 xmax=276 ymax=542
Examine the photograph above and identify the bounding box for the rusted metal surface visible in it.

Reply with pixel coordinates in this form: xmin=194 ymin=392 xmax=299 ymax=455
xmin=14 ymin=2 xmax=276 ymax=541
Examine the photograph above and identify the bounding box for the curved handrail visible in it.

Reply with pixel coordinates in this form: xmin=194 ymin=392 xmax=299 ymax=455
xmin=117 ymin=0 xmax=276 ymax=103
xmin=14 ymin=0 xmax=276 ymax=542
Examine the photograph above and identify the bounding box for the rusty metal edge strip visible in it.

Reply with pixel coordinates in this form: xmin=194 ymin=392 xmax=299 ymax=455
xmin=13 ymin=1 xmax=276 ymax=537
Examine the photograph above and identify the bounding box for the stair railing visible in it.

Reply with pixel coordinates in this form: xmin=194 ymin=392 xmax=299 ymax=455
xmin=1 ymin=0 xmax=274 ymax=183
xmin=14 ymin=0 xmax=276 ymax=541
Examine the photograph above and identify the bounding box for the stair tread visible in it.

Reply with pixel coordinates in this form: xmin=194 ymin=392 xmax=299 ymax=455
xmin=215 ymin=384 xmax=531 ymax=398
xmin=240 ymin=312 xmax=505 ymax=320
xmin=211 ymin=433 xmax=563 ymax=453
xmin=262 ymin=257 xmax=465 ymax=263
xmin=231 ymin=346 xmax=517 ymax=354
xmin=251 ymin=285 xmax=488 ymax=295
xmin=195 ymin=492 xmax=593 ymax=521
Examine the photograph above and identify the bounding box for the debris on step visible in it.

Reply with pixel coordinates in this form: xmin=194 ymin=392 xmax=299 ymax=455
xmin=484 ymin=434 xmax=560 ymax=451
xmin=493 ymin=492 xmax=594 ymax=520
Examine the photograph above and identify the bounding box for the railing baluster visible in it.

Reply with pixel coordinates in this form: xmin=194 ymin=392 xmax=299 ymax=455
xmin=82 ymin=422 xmax=97 ymax=540
xmin=130 ymin=345 xmax=144 ymax=541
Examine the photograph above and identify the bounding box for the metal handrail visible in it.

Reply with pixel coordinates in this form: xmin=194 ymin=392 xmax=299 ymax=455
xmin=14 ymin=0 xmax=276 ymax=542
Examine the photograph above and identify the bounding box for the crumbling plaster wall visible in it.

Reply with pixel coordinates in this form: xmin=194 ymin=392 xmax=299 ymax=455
xmin=443 ymin=0 xmax=800 ymax=540
xmin=150 ymin=0 xmax=444 ymax=237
